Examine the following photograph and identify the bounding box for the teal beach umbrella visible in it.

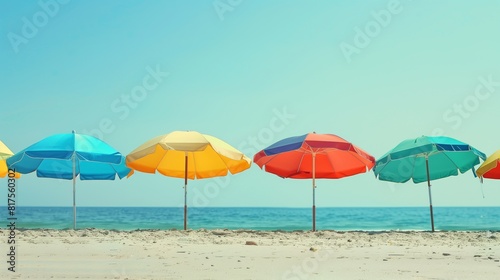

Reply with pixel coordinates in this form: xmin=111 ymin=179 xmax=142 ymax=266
xmin=374 ymin=136 xmax=485 ymax=231
xmin=7 ymin=131 xmax=131 ymax=229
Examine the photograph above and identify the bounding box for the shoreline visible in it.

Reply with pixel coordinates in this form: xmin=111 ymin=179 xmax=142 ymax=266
xmin=3 ymin=227 xmax=500 ymax=232
xmin=5 ymin=227 xmax=500 ymax=238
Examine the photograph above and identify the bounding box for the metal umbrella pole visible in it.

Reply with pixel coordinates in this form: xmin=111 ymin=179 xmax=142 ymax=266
xmin=72 ymin=152 xmax=77 ymax=230
xmin=312 ymin=153 xmax=316 ymax=232
xmin=425 ymin=155 xmax=435 ymax=232
xmin=184 ymin=152 xmax=188 ymax=230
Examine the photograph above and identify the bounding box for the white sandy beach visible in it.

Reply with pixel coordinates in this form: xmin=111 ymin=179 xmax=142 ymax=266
xmin=1 ymin=229 xmax=499 ymax=279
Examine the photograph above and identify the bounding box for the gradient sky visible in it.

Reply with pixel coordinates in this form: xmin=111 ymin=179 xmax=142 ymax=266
xmin=1 ymin=0 xmax=500 ymax=208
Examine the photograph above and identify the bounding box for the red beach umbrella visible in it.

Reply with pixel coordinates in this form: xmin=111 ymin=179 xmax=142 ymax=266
xmin=254 ymin=132 xmax=375 ymax=231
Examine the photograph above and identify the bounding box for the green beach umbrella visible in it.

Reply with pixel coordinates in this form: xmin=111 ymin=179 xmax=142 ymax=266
xmin=374 ymin=136 xmax=485 ymax=232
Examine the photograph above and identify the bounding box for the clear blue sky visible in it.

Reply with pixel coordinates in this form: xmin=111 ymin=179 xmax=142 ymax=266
xmin=1 ymin=0 xmax=499 ymax=208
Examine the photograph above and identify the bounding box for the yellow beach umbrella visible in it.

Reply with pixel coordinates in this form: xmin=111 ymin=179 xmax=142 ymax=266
xmin=126 ymin=131 xmax=251 ymax=230
xmin=0 ymin=160 xmax=15 ymax=178
xmin=0 ymin=140 xmax=14 ymax=160
xmin=476 ymin=150 xmax=500 ymax=179
xmin=0 ymin=140 xmax=20 ymax=178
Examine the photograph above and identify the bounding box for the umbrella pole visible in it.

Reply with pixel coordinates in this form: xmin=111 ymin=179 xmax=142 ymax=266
xmin=312 ymin=153 xmax=316 ymax=232
xmin=425 ymin=156 xmax=435 ymax=232
xmin=72 ymin=153 xmax=76 ymax=230
xmin=184 ymin=153 xmax=188 ymax=231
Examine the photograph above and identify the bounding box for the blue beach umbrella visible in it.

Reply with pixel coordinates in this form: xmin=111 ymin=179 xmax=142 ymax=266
xmin=7 ymin=131 xmax=131 ymax=229
xmin=373 ymin=136 xmax=485 ymax=231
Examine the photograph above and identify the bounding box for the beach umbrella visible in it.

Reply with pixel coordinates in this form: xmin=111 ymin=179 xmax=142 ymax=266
xmin=0 ymin=140 xmax=14 ymax=160
xmin=126 ymin=130 xmax=251 ymax=230
xmin=476 ymin=150 xmax=500 ymax=180
xmin=0 ymin=140 xmax=20 ymax=178
xmin=1 ymin=140 xmax=14 ymax=178
xmin=373 ymin=136 xmax=485 ymax=232
xmin=0 ymin=160 xmax=10 ymax=178
xmin=253 ymin=132 xmax=376 ymax=231
xmin=6 ymin=131 xmax=131 ymax=229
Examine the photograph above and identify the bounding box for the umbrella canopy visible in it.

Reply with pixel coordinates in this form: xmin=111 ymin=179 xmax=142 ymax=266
xmin=374 ymin=135 xmax=486 ymax=231
xmin=0 ymin=140 xmax=20 ymax=178
xmin=0 ymin=140 xmax=14 ymax=160
xmin=1 ymin=140 xmax=14 ymax=178
xmin=254 ymin=132 xmax=375 ymax=231
xmin=126 ymin=130 xmax=251 ymax=230
xmin=476 ymin=150 xmax=500 ymax=179
xmin=0 ymin=160 xmax=9 ymax=178
xmin=7 ymin=131 xmax=131 ymax=229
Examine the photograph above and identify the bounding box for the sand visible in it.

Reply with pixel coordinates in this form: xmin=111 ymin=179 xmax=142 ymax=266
xmin=1 ymin=229 xmax=499 ymax=279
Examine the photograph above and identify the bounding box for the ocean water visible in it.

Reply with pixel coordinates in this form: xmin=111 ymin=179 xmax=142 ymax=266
xmin=1 ymin=207 xmax=499 ymax=231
